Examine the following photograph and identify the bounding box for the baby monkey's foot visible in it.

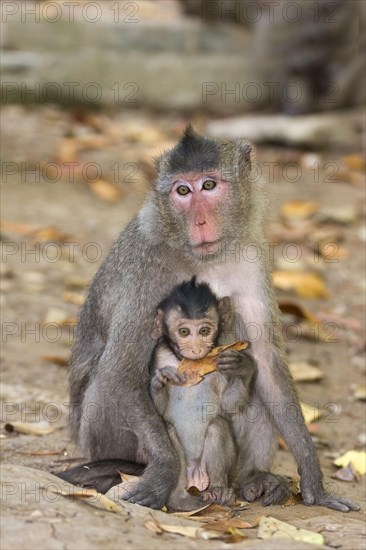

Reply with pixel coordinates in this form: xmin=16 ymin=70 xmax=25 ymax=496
xmin=201 ymin=485 xmax=235 ymax=505
xmin=242 ymin=472 xmax=290 ymax=506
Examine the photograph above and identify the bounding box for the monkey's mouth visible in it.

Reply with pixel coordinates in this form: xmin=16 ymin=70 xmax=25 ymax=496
xmin=193 ymin=239 xmax=222 ymax=253
xmin=184 ymin=350 xmax=213 ymax=360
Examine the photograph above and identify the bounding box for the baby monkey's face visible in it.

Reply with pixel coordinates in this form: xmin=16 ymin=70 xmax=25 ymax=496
xmin=167 ymin=307 xmax=219 ymax=360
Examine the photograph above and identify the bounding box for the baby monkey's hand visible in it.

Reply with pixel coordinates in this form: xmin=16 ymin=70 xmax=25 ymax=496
xmin=151 ymin=366 xmax=187 ymax=390
xmin=217 ymin=349 xmax=256 ymax=380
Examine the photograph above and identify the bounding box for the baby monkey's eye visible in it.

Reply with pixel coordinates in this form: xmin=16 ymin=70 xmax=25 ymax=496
xmin=202 ymin=179 xmax=216 ymax=190
xmin=199 ymin=326 xmax=211 ymax=336
xmin=177 ymin=185 xmax=190 ymax=196
xmin=179 ymin=327 xmax=190 ymax=337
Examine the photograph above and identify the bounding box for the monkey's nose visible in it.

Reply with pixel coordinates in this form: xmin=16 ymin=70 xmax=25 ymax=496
xmin=195 ymin=220 xmax=206 ymax=226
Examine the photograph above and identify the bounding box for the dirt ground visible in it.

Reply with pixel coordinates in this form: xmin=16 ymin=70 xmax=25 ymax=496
xmin=1 ymin=107 xmax=365 ymax=549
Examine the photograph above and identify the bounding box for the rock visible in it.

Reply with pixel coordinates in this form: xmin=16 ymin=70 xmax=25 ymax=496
xmin=207 ymin=110 xmax=364 ymax=150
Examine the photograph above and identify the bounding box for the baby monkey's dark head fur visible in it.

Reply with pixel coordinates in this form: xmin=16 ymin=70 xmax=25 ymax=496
xmin=158 ymin=276 xmax=219 ymax=322
xmin=151 ymin=276 xmax=232 ymax=361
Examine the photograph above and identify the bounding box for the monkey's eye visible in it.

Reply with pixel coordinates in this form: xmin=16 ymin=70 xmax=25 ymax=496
xmin=177 ymin=185 xmax=190 ymax=196
xmin=202 ymin=179 xmax=216 ymax=191
xmin=178 ymin=327 xmax=190 ymax=337
xmin=199 ymin=326 xmax=211 ymax=336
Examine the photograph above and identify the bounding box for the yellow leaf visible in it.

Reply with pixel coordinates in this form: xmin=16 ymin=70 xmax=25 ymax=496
xmin=273 ymin=271 xmax=329 ymax=299
xmin=300 ymin=402 xmax=322 ymax=425
xmin=144 ymin=519 xmax=198 ymax=538
xmin=63 ymin=291 xmax=85 ymax=305
xmin=172 ymin=502 xmax=231 ymax=522
xmin=48 ymin=486 xmax=122 ymax=513
xmin=5 ymin=420 xmax=56 ymax=436
xmin=0 ymin=221 xmax=69 ymax=242
xmin=342 ymin=154 xmax=366 ymax=171
xmin=88 ymin=179 xmax=123 ymax=202
xmin=41 ymin=355 xmax=69 ymax=367
xmin=44 ymin=307 xmax=69 ymax=324
xmin=281 ymin=200 xmax=319 ymax=221
xmin=258 ymin=516 xmax=324 ymax=545
xmin=289 ymin=362 xmax=323 ymax=382
xmin=352 ymin=385 xmax=366 ymax=401
xmin=119 ymin=472 xmax=140 ymax=484
xmin=334 ymin=451 xmax=366 ymax=475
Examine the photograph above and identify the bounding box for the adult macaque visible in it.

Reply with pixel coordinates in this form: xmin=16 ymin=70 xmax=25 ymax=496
xmin=68 ymin=126 xmax=359 ymax=512
xmin=150 ymin=276 xmax=256 ymax=509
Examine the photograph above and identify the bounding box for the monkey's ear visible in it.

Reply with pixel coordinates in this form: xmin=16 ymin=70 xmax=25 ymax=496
xmin=237 ymin=141 xmax=252 ymax=162
xmin=236 ymin=141 xmax=253 ymax=173
xmin=151 ymin=309 xmax=164 ymax=340
xmin=218 ymin=296 xmax=235 ymax=331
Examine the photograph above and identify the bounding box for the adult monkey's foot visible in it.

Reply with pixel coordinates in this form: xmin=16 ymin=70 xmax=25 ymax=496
xmin=120 ymin=463 xmax=176 ymax=509
xmin=242 ymin=472 xmax=361 ymax=511
xmin=242 ymin=472 xmax=290 ymax=506
xmin=121 ymin=478 xmax=168 ymax=509
xmin=301 ymin=477 xmax=360 ymax=512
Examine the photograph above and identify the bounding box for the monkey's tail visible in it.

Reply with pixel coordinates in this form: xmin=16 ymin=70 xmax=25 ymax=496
xmin=55 ymin=459 xmax=146 ymax=494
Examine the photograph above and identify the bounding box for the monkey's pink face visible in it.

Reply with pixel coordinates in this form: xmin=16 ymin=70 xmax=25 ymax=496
xmin=170 ymin=174 xmax=228 ymax=253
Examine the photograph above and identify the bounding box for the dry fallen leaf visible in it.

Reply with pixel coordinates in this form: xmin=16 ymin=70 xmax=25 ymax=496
xmin=317 ymin=205 xmax=358 ymax=225
xmin=273 ymin=271 xmax=329 ymax=299
xmin=144 ymin=517 xmax=247 ymax=542
xmin=317 ymin=241 xmax=348 ymax=261
xmin=269 ymin=222 xmax=311 ymax=242
xmin=282 ymin=479 xmax=302 ymax=506
xmin=333 ymin=463 xmax=359 ymax=482
xmin=281 ymin=200 xmax=319 ymax=221
xmin=301 ymin=402 xmax=322 ymax=425
xmin=172 ymin=504 xmax=211 ymax=518
xmin=289 ymin=361 xmax=323 ymax=382
xmin=177 ymin=341 xmax=250 ymax=387
xmin=41 ymin=355 xmax=69 ymax=367
xmin=257 ymin=516 xmax=324 ymax=545
xmin=48 ymin=486 xmax=122 ymax=513
xmin=0 ymin=221 xmax=70 ymax=242
xmin=88 ymin=179 xmax=123 ymax=202
xmin=203 ymin=518 xmax=255 ymax=531
xmin=352 ymin=384 xmax=366 ymax=401
xmin=64 ymin=276 xmax=89 ymax=290
xmin=278 ymin=300 xmax=329 ymax=341
xmin=44 ymin=307 xmax=69 ymax=324
xmin=19 ymin=449 xmax=64 ymax=456
xmin=56 ymin=137 xmax=80 ymax=163
xmin=5 ymin=420 xmax=56 ymax=436
xmin=62 ymin=291 xmax=85 ymax=305
xmin=144 ymin=518 xmax=198 ymax=539
xmin=60 ymin=317 xmax=77 ymax=327
xmin=119 ymin=472 xmax=140 ymax=484
xmin=283 ymin=477 xmax=303 ymax=506
xmin=334 ymin=451 xmax=366 ymax=475
xmin=342 ymin=154 xmax=366 ymax=171
xmin=172 ymin=502 xmax=232 ymax=522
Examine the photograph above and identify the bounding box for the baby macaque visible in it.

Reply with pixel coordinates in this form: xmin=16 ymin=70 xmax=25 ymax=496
xmin=150 ymin=276 xmax=255 ymax=510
